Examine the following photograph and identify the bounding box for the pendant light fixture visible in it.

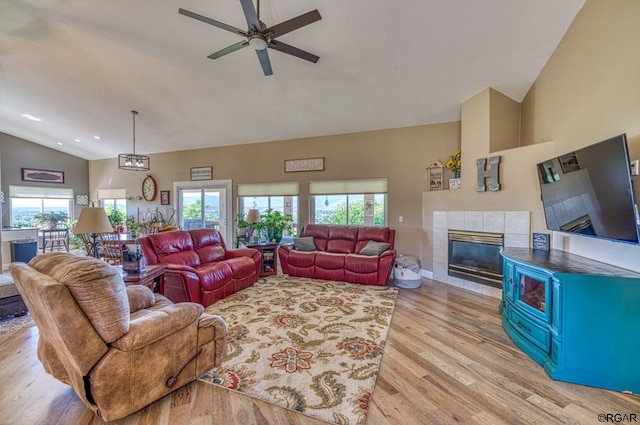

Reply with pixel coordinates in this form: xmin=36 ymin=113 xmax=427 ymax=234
xmin=118 ymin=110 xmax=150 ymax=171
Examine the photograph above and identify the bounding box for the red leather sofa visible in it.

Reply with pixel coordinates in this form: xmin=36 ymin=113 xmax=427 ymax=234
xmin=278 ymin=224 xmax=396 ymax=286
xmin=138 ymin=229 xmax=261 ymax=307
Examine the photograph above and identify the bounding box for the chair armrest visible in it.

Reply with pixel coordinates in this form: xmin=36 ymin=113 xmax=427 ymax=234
xmin=126 ymin=285 xmax=155 ymax=312
xmin=197 ymin=313 xmax=228 ymax=366
xmin=225 ymin=247 xmax=259 ymax=259
xmin=111 ymin=302 xmax=204 ymax=351
xmin=166 ymin=264 xmax=197 ymax=273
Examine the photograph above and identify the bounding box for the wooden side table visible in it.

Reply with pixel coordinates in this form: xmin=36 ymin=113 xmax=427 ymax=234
xmin=245 ymin=243 xmax=278 ymax=277
xmin=119 ymin=264 xmax=167 ymax=292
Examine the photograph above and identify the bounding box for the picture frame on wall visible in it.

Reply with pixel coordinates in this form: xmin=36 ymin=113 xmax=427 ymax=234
xmin=160 ymin=190 xmax=170 ymax=205
xmin=190 ymin=166 xmax=213 ymax=181
xmin=284 ymin=157 xmax=325 ymax=173
xmin=21 ymin=168 xmax=65 ymax=184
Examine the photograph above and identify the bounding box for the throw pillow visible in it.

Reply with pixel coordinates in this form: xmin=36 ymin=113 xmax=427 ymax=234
xmin=359 ymin=240 xmax=390 ymax=256
xmin=294 ymin=236 xmax=316 ymax=251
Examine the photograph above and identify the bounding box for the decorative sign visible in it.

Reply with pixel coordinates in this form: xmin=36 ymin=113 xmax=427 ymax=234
xmin=284 ymin=157 xmax=324 ymax=173
xmin=426 ymin=159 xmax=444 ymax=191
xmin=532 ymin=232 xmax=550 ymax=251
xmin=160 ymin=190 xmax=170 ymax=205
xmin=190 ymin=166 xmax=212 ymax=181
xmin=476 ymin=156 xmax=501 ymax=192
xmin=75 ymin=194 xmax=89 ymax=206
xmin=21 ymin=168 xmax=64 ymax=184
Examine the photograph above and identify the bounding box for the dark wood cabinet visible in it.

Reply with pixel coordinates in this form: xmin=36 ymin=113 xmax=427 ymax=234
xmin=246 ymin=243 xmax=277 ymax=277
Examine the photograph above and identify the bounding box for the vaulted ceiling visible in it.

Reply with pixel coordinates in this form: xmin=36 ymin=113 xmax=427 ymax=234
xmin=0 ymin=0 xmax=585 ymax=160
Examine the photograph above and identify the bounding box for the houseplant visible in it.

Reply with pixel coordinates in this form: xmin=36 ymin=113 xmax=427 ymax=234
xmin=33 ymin=212 xmax=69 ymax=229
xmin=255 ymin=209 xmax=294 ymax=243
xmin=105 ymin=207 xmax=126 ymax=232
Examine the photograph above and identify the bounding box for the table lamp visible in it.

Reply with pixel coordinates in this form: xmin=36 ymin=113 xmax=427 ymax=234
xmin=246 ymin=209 xmax=261 ymax=244
xmin=74 ymin=206 xmax=114 ymax=257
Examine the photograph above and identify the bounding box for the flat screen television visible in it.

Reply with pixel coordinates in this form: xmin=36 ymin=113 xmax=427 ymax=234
xmin=536 ymin=133 xmax=640 ymax=245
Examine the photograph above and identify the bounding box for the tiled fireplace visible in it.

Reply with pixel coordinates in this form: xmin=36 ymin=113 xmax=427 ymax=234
xmin=432 ymin=211 xmax=530 ymax=299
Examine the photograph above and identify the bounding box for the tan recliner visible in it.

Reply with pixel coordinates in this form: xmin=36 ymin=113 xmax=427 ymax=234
xmin=10 ymin=252 xmax=227 ymax=421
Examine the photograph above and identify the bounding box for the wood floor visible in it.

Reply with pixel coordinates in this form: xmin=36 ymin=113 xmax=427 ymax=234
xmin=1 ymin=278 xmax=638 ymax=425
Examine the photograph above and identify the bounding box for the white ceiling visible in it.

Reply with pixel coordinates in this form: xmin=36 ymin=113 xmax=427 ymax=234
xmin=0 ymin=0 xmax=585 ymax=160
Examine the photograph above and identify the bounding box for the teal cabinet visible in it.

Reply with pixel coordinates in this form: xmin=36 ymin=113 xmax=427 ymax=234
xmin=501 ymin=248 xmax=640 ymax=395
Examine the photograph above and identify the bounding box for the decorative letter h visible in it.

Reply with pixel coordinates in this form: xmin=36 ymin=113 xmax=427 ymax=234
xmin=476 ymin=156 xmax=501 ymax=192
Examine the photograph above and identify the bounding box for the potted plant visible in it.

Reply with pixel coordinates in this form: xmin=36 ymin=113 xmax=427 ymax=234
xmin=235 ymin=212 xmax=250 ymax=237
xmin=33 ymin=211 xmax=69 ymax=229
xmin=255 ymin=209 xmax=294 ymax=243
xmin=106 ymin=206 xmax=126 ymax=233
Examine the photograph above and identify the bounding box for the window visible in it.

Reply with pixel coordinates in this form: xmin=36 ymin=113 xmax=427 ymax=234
xmin=237 ymin=182 xmax=299 ymax=236
xmin=309 ymin=179 xmax=387 ymax=226
xmin=9 ymin=186 xmax=73 ymax=227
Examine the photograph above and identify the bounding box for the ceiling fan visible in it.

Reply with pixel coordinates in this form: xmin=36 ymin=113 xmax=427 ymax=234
xmin=179 ymin=0 xmax=321 ymax=76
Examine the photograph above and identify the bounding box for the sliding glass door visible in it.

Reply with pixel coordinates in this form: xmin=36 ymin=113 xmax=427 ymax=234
xmin=176 ymin=180 xmax=232 ymax=244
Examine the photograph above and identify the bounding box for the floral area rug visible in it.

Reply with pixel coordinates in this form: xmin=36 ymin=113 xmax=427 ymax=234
xmin=200 ymin=275 xmax=398 ymax=425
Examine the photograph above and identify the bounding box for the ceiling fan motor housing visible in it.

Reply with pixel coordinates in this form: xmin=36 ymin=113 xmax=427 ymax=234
xmin=248 ymin=34 xmax=268 ymax=50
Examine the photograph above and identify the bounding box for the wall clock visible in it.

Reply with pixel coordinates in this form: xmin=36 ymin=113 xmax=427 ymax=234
xmin=142 ymin=174 xmax=157 ymax=201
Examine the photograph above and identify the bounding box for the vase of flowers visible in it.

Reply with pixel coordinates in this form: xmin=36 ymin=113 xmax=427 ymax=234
xmin=445 ymin=150 xmax=461 ymax=177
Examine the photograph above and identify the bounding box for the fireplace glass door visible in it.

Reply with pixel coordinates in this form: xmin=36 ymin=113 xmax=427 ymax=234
xmin=519 ymin=275 xmax=546 ymax=313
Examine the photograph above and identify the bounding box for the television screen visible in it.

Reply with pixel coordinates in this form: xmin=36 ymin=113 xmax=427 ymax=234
xmin=536 ymin=134 xmax=640 ymax=245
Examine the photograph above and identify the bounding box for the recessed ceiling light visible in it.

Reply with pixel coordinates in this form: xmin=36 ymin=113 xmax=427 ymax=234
xmin=21 ymin=113 xmax=42 ymax=122
xmin=56 ymin=142 xmax=63 ymax=146
xmin=74 ymin=139 xmax=81 ymax=143
xmin=93 ymin=136 xmax=101 ymax=140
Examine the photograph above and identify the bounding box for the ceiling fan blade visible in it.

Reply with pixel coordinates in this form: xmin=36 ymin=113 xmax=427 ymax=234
xmin=265 ymin=9 xmax=321 ymax=39
xmin=269 ymin=40 xmax=319 ymax=63
xmin=255 ymin=49 xmax=273 ymax=76
xmin=239 ymin=0 xmax=261 ymax=32
xmin=179 ymin=8 xmax=246 ymax=36
xmin=208 ymin=41 xmax=249 ymax=59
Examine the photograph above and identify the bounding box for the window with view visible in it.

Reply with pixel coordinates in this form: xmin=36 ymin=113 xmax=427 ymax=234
xmin=237 ymin=182 xmax=299 ymax=238
xmin=9 ymin=186 xmax=73 ymax=228
xmin=309 ymin=179 xmax=388 ymax=226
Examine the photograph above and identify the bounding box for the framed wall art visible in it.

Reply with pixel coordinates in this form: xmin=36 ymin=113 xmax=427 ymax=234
xmin=191 ymin=166 xmax=212 ymax=181
xmin=160 ymin=190 xmax=170 ymax=205
xmin=284 ymin=157 xmax=325 ymax=173
xmin=21 ymin=168 xmax=65 ymax=184
xmin=426 ymin=159 xmax=444 ymax=191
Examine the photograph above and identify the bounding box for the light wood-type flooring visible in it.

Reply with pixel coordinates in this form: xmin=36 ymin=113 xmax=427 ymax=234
xmin=1 ymin=278 xmax=638 ymax=425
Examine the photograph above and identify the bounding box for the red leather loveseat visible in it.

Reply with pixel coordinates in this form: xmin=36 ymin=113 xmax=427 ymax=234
xmin=138 ymin=229 xmax=261 ymax=307
xmin=278 ymin=224 xmax=396 ymax=286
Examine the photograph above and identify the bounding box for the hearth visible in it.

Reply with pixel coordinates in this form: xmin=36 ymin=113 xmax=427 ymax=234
xmin=448 ymin=230 xmax=503 ymax=288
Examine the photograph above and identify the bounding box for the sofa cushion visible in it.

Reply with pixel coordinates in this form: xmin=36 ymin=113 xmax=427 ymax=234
xmin=345 ymin=254 xmax=381 ymax=273
xmin=326 ymin=226 xmax=358 ymax=254
xmin=294 ymin=237 xmax=316 ymax=251
xmin=190 ymin=229 xmax=227 ymax=263
xmin=195 ymin=262 xmax=233 ymax=291
xmin=224 ymin=257 xmax=256 ymax=279
xmin=287 ymin=250 xmax=317 ymax=268
xmin=355 ymin=227 xmax=391 ymax=253
xmin=149 ymin=231 xmax=201 ymax=267
xmin=359 ymin=241 xmax=391 ymax=256
xmin=300 ymin=224 xmax=330 ymax=251
xmin=315 ymin=252 xmax=346 ymax=270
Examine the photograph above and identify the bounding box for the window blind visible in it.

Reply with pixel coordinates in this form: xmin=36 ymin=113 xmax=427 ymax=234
xmin=96 ymin=188 xmax=127 ymax=199
xmin=309 ymin=178 xmax=388 ymax=195
xmin=237 ymin=182 xmax=299 ymax=196
xmin=9 ymin=185 xmax=73 ymax=199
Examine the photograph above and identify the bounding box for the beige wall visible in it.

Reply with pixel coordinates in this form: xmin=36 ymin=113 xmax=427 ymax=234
xmin=422 ymin=0 xmax=640 ymax=273
xmin=520 ymin=0 xmax=640 ymax=269
xmin=90 ymin=122 xmax=460 ymax=260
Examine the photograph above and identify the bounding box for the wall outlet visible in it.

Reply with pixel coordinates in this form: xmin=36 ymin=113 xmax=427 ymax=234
xmin=631 ymin=160 xmax=639 ymax=176
xmin=399 ymin=215 xmax=404 ymax=223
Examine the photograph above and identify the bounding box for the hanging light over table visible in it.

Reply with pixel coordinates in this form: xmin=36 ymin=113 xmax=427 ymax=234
xmin=118 ymin=110 xmax=150 ymax=171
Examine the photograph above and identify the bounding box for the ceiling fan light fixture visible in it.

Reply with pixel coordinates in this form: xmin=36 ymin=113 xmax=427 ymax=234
xmin=248 ymin=35 xmax=268 ymax=50
xmin=118 ymin=110 xmax=150 ymax=172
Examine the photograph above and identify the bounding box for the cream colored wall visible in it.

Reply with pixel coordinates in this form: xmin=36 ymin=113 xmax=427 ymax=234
xmin=422 ymin=89 xmax=554 ymax=270
xmin=519 ymin=0 xmax=640 ymax=270
xmin=489 ymin=89 xmax=520 ymax=152
xmin=421 ymin=0 xmax=640 ymax=273
xmin=90 ymin=122 xmax=460 ymax=260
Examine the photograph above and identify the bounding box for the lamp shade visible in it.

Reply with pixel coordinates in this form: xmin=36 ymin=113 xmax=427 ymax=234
xmin=246 ymin=209 xmax=261 ymax=224
xmin=74 ymin=207 xmax=114 ymax=234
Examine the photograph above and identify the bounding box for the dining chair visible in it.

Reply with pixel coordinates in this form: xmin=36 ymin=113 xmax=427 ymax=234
xmin=99 ymin=232 xmax=124 ymax=265
xmin=41 ymin=224 xmax=70 ymax=253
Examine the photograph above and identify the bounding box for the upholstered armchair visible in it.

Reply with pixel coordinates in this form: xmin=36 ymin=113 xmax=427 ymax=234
xmin=10 ymin=252 xmax=227 ymax=421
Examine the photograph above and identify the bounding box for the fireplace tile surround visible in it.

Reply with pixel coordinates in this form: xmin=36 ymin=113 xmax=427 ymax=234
xmin=432 ymin=211 xmax=530 ymax=299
